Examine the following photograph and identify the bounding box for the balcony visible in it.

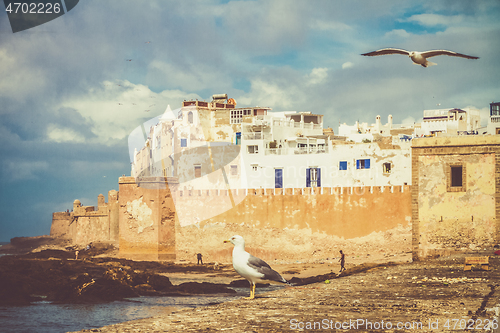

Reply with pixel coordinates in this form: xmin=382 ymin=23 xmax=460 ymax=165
xmin=243 ymin=133 xmax=272 ymax=140
xmin=265 ymin=146 xmax=328 ymax=155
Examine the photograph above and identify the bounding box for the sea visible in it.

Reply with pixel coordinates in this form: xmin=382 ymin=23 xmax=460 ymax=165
xmin=0 ymin=295 xmax=241 ymax=333
xmin=0 ymin=266 xmax=284 ymax=333
xmin=0 ymin=241 xmax=10 ymax=257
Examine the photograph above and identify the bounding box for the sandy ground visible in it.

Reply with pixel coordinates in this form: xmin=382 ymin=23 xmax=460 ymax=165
xmin=68 ymin=253 xmax=500 ymax=333
xmin=176 ymin=222 xmax=412 ymax=265
xmin=3 ymin=232 xmax=500 ymax=332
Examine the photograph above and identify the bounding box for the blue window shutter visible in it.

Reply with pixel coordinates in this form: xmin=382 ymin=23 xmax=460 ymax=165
xmin=339 ymin=161 xmax=347 ymax=170
xmin=306 ymin=168 xmax=311 ymax=187
xmin=365 ymin=159 xmax=370 ymax=169
xmin=317 ymin=168 xmax=321 ymax=187
xmin=356 ymin=159 xmax=360 ymax=169
xmin=275 ymin=169 xmax=283 ymax=188
xmin=181 ymin=138 xmax=187 ymax=147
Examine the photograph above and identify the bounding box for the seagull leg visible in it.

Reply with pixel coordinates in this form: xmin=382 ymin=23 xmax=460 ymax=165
xmin=244 ymin=283 xmax=255 ymax=300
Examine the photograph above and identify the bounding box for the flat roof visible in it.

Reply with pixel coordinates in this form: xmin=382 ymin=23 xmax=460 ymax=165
xmin=412 ymin=135 xmax=500 ymax=148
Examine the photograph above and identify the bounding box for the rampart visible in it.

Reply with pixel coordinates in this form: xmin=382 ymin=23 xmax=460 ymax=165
xmin=52 ymin=179 xmax=411 ymax=261
xmin=118 ymin=177 xmax=177 ymax=261
xmin=50 ymin=190 xmax=119 ymax=245
xmin=173 ymin=185 xmax=412 ymax=239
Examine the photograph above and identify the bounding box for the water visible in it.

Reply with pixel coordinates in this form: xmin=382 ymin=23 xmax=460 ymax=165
xmin=0 ymin=295 xmax=236 ymax=333
xmin=0 ymin=286 xmax=284 ymax=333
xmin=0 ymin=242 xmax=10 ymax=258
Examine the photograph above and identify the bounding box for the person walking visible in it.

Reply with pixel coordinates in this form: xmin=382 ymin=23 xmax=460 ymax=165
xmin=339 ymin=250 xmax=346 ymax=272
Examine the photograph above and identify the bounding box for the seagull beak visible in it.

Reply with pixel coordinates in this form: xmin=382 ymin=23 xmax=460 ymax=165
xmin=223 ymin=240 xmax=230 ymax=243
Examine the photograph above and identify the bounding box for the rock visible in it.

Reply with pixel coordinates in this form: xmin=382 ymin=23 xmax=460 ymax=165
xmin=229 ymin=279 xmax=269 ymax=288
xmin=175 ymin=282 xmax=236 ymax=294
xmin=148 ymin=274 xmax=173 ymax=291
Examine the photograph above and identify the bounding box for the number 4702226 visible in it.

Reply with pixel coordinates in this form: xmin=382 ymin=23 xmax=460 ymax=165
xmin=5 ymin=2 xmax=61 ymax=14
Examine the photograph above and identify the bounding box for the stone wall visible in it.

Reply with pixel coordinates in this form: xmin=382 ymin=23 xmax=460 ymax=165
xmin=50 ymin=191 xmax=119 ymax=246
xmin=173 ymin=185 xmax=412 ymax=239
xmin=412 ymin=136 xmax=500 ymax=260
xmin=118 ymin=177 xmax=177 ymax=261
xmin=50 ymin=212 xmax=72 ymax=239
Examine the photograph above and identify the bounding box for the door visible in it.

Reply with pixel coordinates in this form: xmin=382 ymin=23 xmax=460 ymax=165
xmin=275 ymin=169 xmax=283 ymax=188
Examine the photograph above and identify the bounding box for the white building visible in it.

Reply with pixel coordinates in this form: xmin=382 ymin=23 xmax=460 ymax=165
xmin=130 ymin=96 xmax=413 ymax=191
xmin=416 ymin=107 xmax=481 ymax=136
xmin=485 ymin=102 xmax=500 ymax=135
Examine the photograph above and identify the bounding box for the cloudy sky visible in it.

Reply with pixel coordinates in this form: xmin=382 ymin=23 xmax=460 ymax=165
xmin=0 ymin=0 xmax=499 ymax=241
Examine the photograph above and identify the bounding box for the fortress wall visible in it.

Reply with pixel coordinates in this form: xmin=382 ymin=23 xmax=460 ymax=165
xmin=50 ymin=191 xmax=120 ymax=246
xmin=73 ymin=215 xmax=110 ymax=245
xmin=411 ymin=136 xmax=500 ymax=260
xmin=50 ymin=212 xmax=72 ymax=239
xmin=118 ymin=177 xmax=177 ymax=261
xmin=173 ymin=185 xmax=411 ymax=239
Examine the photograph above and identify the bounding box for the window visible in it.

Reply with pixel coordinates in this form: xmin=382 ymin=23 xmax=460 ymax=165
xmin=194 ymin=165 xmax=201 ymax=178
xmin=451 ymin=166 xmax=462 ymax=187
xmin=383 ymin=163 xmax=391 ymax=174
xmin=447 ymin=164 xmax=466 ymax=192
xmin=230 ymin=165 xmax=238 ymax=176
xmin=188 ymin=111 xmax=193 ymax=124
xmin=356 ymin=159 xmax=370 ymax=169
xmin=306 ymin=167 xmax=321 ymax=187
xmin=247 ymin=145 xmax=258 ymax=154
xmin=230 ymin=110 xmax=243 ymax=124
xmin=275 ymin=168 xmax=283 ymax=188
xmin=181 ymin=138 xmax=187 ymax=147
xmin=339 ymin=161 xmax=347 ymax=170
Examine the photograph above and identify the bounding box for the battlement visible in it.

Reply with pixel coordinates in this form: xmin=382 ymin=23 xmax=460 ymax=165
xmin=172 ymin=184 xmax=412 ymax=239
xmin=172 ymin=185 xmax=410 ymax=198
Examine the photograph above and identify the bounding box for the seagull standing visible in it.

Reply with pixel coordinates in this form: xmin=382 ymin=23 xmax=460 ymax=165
xmin=224 ymin=235 xmax=289 ymax=299
xmin=361 ymin=48 xmax=479 ymax=67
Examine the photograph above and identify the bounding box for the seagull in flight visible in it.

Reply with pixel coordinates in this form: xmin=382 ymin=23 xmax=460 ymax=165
xmin=361 ymin=48 xmax=479 ymax=67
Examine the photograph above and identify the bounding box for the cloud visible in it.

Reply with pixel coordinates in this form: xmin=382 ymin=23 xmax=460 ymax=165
xmin=58 ymin=80 xmax=201 ymax=145
xmin=384 ymin=29 xmax=412 ymax=38
xmin=3 ymin=160 xmax=49 ymax=181
xmin=311 ymin=20 xmax=352 ymax=32
xmin=46 ymin=124 xmax=87 ymax=143
xmin=0 ymin=49 xmax=47 ymax=103
xmin=342 ymin=62 xmax=354 ymax=69
xmin=307 ymin=68 xmax=329 ymax=84
xmin=401 ymin=13 xmax=465 ymax=27
xmin=219 ymin=0 xmax=309 ymax=54
xmin=402 ymin=116 xmax=416 ymax=125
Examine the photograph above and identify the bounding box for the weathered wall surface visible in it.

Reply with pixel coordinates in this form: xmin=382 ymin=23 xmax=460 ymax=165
xmin=118 ymin=177 xmax=177 ymax=261
xmin=50 ymin=191 xmax=119 ymax=246
xmin=412 ymin=136 xmax=500 ymax=260
xmin=50 ymin=212 xmax=72 ymax=239
xmin=173 ymin=185 xmax=411 ymax=239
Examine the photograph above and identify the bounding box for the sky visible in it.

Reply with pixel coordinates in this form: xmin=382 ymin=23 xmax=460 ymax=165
xmin=0 ymin=0 xmax=499 ymax=242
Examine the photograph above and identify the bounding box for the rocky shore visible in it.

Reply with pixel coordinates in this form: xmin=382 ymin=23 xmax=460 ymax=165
xmin=0 ymin=248 xmax=240 ymax=306
xmin=2 ymin=237 xmax=499 ymax=332
xmin=68 ymin=254 xmax=500 ymax=333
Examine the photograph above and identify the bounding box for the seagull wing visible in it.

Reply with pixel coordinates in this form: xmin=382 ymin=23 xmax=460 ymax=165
xmin=361 ymin=48 xmax=410 ymax=56
xmin=247 ymin=255 xmax=287 ymax=283
xmin=420 ymin=50 xmax=479 ymax=59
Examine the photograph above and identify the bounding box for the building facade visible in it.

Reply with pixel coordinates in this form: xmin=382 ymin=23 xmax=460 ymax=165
xmin=486 ymin=102 xmax=500 ymax=135
xmin=411 ymin=136 xmax=500 ymax=260
xmin=131 ymin=96 xmax=413 ymax=194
